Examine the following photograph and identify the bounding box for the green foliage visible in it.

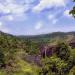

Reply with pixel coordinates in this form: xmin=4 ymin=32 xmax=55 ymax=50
xmin=69 ymin=66 xmax=75 ymax=75
xmin=70 ymin=48 xmax=75 ymax=65
xmin=40 ymin=42 xmax=75 ymax=75
xmin=0 ymin=70 xmax=6 ymax=75
xmin=0 ymin=60 xmax=40 ymax=75
xmin=0 ymin=31 xmax=75 ymax=75
xmin=41 ymin=56 xmax=68 ymax=75
xmin=57 ymin=42 xmax=70 ymax=60
xmin=70 ymin=0 xmax=75 ymax=18
xmin=0 ymin=32 xmax=41 ymax=75
xmin=0 ymin=49 xmax=5 ymax=66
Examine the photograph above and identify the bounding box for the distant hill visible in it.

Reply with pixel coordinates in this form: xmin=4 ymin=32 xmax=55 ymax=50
xmin=17 ymin=32 xmax=75 ymax=43
xmin=18 ymin=32 xmax=75 ymax=38
xmin=0 ymin=31 xmax=75 ymax=43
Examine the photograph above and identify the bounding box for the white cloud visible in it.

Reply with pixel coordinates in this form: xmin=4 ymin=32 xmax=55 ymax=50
xmin=52 ymin=19 xmax=58 ymax=24
xmin=0 ymin=22 xmax=3 ymax=26
xmin=64 ymin=10 xmax=72 ymax=17
xmin=0 ymin=0 xmax=32 ymax=21
xmin=0 ymin=3 xmax=25 ymax=15
xmin=32 ymin=0 xmax=66 ymax=13
xmin=48 ymin=14 xmax=56 ymax=20
xmin=48 ymin=14 xmax=58 ymax=24
xmin=7 ymin=15 xmax=14 ymax=21
xmin=35 ymin=22 xmax=43 ymax=30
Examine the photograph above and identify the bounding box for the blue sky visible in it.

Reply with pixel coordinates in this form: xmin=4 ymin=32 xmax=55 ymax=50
xmin=0 ymin=0 xmax=75 ymax=35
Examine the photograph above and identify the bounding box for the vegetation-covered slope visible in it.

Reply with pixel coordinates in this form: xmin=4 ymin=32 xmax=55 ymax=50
xmin=0 ymin=31 xmax=41 ymax=75
xmin=0 ymin=31 xmax=75 ymax=75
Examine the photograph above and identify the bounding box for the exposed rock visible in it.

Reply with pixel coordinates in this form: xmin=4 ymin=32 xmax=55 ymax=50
xmin=40 ymin=45 xmax=59 ymax=58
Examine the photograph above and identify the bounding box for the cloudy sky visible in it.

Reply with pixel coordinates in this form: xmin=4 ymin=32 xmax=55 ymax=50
xmin=0 ymin=0 xmax=75 ymax=35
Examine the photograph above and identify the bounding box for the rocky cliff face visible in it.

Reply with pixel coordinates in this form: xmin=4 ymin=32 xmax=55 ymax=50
xmin=40 ymin=45 xmax=59 ymax=58
xmin=40 ymin=41 xmax=75 ymax=58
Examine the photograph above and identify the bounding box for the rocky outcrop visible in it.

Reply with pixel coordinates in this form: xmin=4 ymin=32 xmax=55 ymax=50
xmin=24 ymin=54 xmax=42 ymax=66
xmin=40 ymin=45 xmax=59 ymax=58
xmin=69 ymin=40 xmax=75 ymax=48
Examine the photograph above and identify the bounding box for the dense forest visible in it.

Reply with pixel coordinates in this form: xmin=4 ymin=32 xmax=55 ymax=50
xmin=0 ymin=31 xmax=75 ymax=75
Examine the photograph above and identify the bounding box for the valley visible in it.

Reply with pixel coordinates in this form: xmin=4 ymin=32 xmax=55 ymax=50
xmin=0 ymin=31 xmax=75 ymax=75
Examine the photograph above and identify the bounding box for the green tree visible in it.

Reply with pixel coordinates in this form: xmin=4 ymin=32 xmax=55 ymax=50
xmin=69 ymin=66 xmax=75 ymax=75
xmin=70 ymin=0 xmax=75 ymax=18
xmin=41 ymin=56 xmax=68 ymax=75
xmin=0 ymin=49 xmax=5 ymax=67
xmin=57 ymin=42 xmax=70 ymax=60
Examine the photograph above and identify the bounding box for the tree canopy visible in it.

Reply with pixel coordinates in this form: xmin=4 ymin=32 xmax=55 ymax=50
xmin=70 ymin=0 xmax=75 ymax=18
